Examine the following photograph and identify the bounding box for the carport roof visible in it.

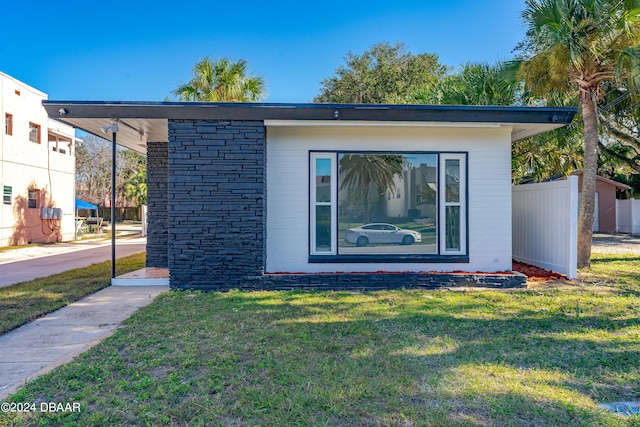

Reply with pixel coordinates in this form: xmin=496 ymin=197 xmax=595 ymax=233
xmin=42 ymin=101 xmax=577 ymax=154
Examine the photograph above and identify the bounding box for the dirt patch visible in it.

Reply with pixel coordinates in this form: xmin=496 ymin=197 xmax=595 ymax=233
xmin=512 ymin=261 xmax=567 ymax=282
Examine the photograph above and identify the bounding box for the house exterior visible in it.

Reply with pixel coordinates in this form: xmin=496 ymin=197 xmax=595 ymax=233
xmin=572 ymin=171 xmax=631 ymax=233
xmin=1 ymin=73 xmax=76 ymax=247
xmin=42 ymin=101 xmax=576 ymax=290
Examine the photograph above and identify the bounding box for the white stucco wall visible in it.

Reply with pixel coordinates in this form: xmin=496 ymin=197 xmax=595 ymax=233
xmin=266 ymin=122 xmax=514 ymax=273
xmin=1 ymin=73 xmax=76 ymax=246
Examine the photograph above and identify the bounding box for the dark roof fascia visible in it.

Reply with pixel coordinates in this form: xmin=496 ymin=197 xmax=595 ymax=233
xmin=44 ymin=101 xmax=577 ymax=125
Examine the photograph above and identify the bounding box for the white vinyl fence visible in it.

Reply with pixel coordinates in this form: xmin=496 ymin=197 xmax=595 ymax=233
xmin=617 ymin=199 xmax=640 ymax=234
xmin=512 ymin=176 xmax=578 ymax=279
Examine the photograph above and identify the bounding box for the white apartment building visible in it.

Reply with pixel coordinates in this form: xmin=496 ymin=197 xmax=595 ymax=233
xmin=1 ymin=72 xmax=76 ymax=246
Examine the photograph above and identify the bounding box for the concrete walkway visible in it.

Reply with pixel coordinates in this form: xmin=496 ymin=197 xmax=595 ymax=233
xmin=0 ymin=285 xmax=168 ymax=400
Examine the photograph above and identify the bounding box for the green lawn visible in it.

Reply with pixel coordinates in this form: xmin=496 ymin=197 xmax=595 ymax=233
xmin=0 ymin=253 xmax=146 ymax=335
xmin=1 ymin=252 xmax=639 ymax=426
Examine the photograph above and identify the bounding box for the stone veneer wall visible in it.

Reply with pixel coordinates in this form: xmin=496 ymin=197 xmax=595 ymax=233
xmin=166 ymin=119 xmax=526 ymax=290
xmin=167 ymin=120 xmax=267 ymax=289
xmin=146 ymin=141 xmax=168 ymax=268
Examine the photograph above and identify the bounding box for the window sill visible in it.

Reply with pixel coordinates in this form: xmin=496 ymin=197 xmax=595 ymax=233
xmin=308 ymin=254 xmax=469 ymax=264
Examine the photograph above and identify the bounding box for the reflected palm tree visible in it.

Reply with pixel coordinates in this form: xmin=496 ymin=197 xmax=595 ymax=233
xmin=339 ymin=154 xmax=403 ymax=223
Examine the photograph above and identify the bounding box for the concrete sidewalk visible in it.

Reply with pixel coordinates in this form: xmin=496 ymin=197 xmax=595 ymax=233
xmin=0 ymin=285 xmax=168 ymax=400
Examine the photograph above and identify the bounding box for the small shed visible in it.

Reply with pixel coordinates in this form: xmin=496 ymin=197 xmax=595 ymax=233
xmin=572 ymin=171 xmax=631 ymax=233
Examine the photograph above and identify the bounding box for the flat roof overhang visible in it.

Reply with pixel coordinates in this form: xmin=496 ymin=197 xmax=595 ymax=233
xmin=43 ymin=101 xmax=577 ymax=154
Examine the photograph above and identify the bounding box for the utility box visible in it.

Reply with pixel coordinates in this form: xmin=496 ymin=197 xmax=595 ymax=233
xmin=41 ymin=207 xmax=62 ymax=219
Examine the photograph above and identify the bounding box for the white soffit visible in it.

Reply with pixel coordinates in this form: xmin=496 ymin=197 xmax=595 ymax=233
xmin=265 ymin=120 xmax=565 ymax=143
xmin=264 ymin=120 xmax=502 ymax=128
xmin=64 ymin=118 xmax=168 ymax=154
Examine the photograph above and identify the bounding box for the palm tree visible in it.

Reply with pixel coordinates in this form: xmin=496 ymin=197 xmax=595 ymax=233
xmin=124 ymin=167 xmax=148 ymax=207
xmin=517 ymin=0 xmax=640 ymax=268
xmin=172 ymin=57 xmax=266 ymax=102
xmin=434 ymin=62 xmax=525 ymax=106
xmin=597 ymin=84 xmax=640 ymax=174
xmin=339 ymin=154 xmax=403 ymax=223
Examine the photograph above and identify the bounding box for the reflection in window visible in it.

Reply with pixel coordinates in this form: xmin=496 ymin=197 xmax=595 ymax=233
xmin=338 ymin=153 xmax=438 ymax=255
xmin=445 ymin=159 xmax=460 ymax=203
xmin=315 ymin=206 xmax=331 ymax=251
xmin=445 ymin=206 xmax=461 ymax=250
xmin=315 ymin=158 xmax=331 ymax=203
xmin=310 ymin=151 xmax=466 ymax=259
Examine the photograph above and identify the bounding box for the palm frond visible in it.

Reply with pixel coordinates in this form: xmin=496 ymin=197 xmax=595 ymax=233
xmin=172 ymin=57 xmax=266 ymax=102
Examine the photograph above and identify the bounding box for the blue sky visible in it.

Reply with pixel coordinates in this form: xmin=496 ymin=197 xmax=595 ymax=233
xmin=0 ymin=0 xmax=527 ymax=103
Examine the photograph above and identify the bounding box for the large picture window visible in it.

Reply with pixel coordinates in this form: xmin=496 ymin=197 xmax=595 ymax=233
xmin=309 ymin=151 xmax=467 ymax=262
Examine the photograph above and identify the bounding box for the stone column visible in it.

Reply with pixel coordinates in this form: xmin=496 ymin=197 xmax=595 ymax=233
xmin=145 ymin=141 xmax=168 ymax=268
xmin=167 ymin=120 xmax=266 ymax=289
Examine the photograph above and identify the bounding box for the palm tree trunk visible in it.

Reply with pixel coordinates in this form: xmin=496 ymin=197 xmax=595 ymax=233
xmin=577 ymin=90 xmax=599 ymax=268
xmin=363 ymin=184 xmax=370 ymax=223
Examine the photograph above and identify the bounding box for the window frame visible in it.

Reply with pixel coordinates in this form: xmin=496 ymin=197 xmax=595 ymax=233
xmin=308 ymin=150 xmax=469 ymax=264
xmin=28 ymin=122 xmax=41 ymax=144
xmin=309 ymin=152 xmax=338 ymax=255
xmin=439 ymin=154 xmax=467 ymax=255
xmin=5 ymin=113 xmax=12 ymax=136
xmin=28 ymin=189 xmax=38 ymax=209
xmin=3 ymin=186 xmax=11 ymax=205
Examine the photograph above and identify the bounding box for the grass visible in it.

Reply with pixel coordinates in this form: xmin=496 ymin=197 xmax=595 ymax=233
xmin=0 ymin=243 xmax=49 ymax=254
xmin=1 ymin=252 xmax=639 ymax=426
xmin=0 ymin=253 xmax=146 ymax=335
xmin=580 ymin=253 xmax=640 ymax=293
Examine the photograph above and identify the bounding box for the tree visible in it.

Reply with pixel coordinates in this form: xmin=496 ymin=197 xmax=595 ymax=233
xmin=597 ymin=84 xmax=640 ymax=175
xmin=339 ymin=154 xmax=404 ymax=223
xmin=172 ymin=57 xmax=266 ymax=102
xmin=314 ymin=42 xmax=450 ymax=103
xmin=413 ymin=62 xmax=526 ymax=106
xmin=119 ymin=150 xmax=147 ymax=207
xmin=76 ymin=134 xmax=147 ymax=208
xmin=124 ymin=166 xmax=147 ymax=207
xmin=516 ymin=0 xmax=640 ymax=268
xmin=512 ymin=127 xmax=583 ymax=181
xmin=405 ymin=61 xmax=583 ymax=182
xmin=75 ymin=134 xmax=112 ymax=206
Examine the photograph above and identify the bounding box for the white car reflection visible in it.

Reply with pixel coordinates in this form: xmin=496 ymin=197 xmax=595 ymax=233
xmin=344 ymin=223 xmax=422 ymax=247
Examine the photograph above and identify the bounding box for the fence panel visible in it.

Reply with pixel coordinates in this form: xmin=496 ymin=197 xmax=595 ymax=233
xmin=512 ymin=176 xmax=578 ymax=279
xmin=617 ymin=199 xmax=640 ymax=234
